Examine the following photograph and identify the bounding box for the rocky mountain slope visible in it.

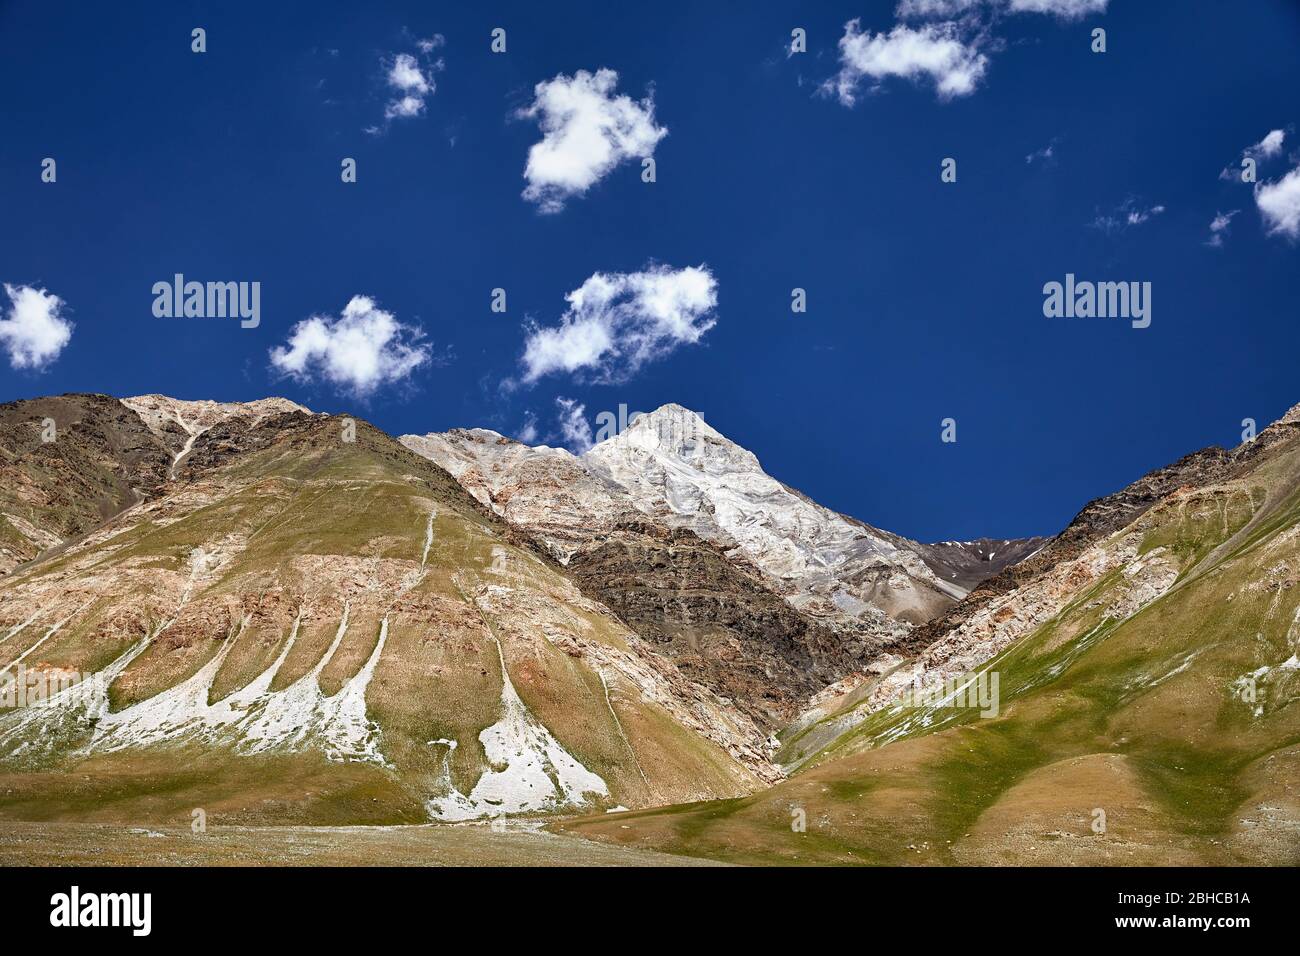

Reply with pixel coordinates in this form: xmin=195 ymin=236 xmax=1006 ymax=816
xmin=10 ymin=389 xmax=1291 ymax=868
xmin=0 ymin=394 xmax=313 ymax=577
xmin=560 ymin=404 xmax=1300 ymax=865
xmin=0 ymin=396 xmax=774 ymax=826
xmin=405 ymin=406 xmax=986 ymax=625
xmin=0 ymin=394 xmax=171 ymax=575
xmin=915 ymin=537 xmax=1049 ymax=592
xmin=402 ymin=406 xmax=1043 ymax=726
xmin=582 ymin=406 xmax=963 ymax=621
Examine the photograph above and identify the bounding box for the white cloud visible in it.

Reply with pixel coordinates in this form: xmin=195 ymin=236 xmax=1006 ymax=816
xmin=379 ymin=43 xmax=444 ymax=123
xmin=1256 ymin=165 xmax=1300 ymax=240
xmin=897 ymin=0 xmax=1107 ymax=20
xmin=389 ymin=54 xmax=431 ymax=95
xmin=1209 ymin=210 xmax=1238 ymax=231
xmin=826 ymin=20 xmax=990 ymax=105
xmin=896 ymin=0 xmax=984 ymax=17
xmin=269 ymin=295 xmax=430 ymax=397
xmin=1204 ymin=209 xmax=1240 ymax=248
xmin=516 ymin=411 xmax=539 ymax=444
xmin=386 ymin=94 xmax=426 ymax=119
xmin=519 ymin=265 xmax=717 ymax=385
xmin=868 ymin=3 xmax=1104 ymax=103
xmin=1089 ymin=199 xmax=1165 ymax=233
xmin=1247 ymin=129 xmax=1286 ymax=160
xmin=1025 ymin=143 xmax=1055 ymax=164
xmin=1125 ymin=204 xmax=1165 ymax=226
xmin=1006 ymin=0 xmax=1108 ymax=18
xmin=554 ymin=398 xmax=592 ymax=453
xmin=0 ymin=283 xmax=73 ymax=371
xmin=1222 ymin=129 xmax=1288 ymax=181
xmin=517 ymin=69 xmax=667 ymax=213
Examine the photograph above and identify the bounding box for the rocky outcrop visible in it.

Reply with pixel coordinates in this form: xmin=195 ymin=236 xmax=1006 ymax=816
xmin=0 ymin=394 xmax=174 ymax=573
xmin=565 ymin=520 xmax=886 ymax=729
xmin=913 ymin=536 xmax=1050 ymax=592
xmin=121 ymin=394 xmax=311 ymax=457
xmin=583 ymin=405 xmax=964 ymax=624
xmin=900 ymin=445 xmax=1238 ymax=655
xmin=400 ymin=428 xmax=637 ymax=562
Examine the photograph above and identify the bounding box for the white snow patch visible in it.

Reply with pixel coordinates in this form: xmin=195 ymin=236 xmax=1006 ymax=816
xmin=0 ymin=623 xmax=156 ymax=762
xmin=81 ymin=605 xmax=389 ymax=764
xmin=169 ymin=413 xmax=208 ymax=479
xmin=426 ymin=636 xmax=608 ymax=821
xmin=0 ymin=605 xmax=87 ymax=673
xmin=420 ymin=509 xmax=436 ymax=568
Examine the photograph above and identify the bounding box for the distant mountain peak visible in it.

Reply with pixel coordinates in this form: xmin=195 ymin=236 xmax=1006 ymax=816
xmin=404 ymin=402 xmax=1049 ymax=631
xmin=1272 ymin=402 xmax=1300 ymax=428
xmin=122 ymin=394 xmax=312 ymax=437
xmin=591 ymin=402 xmax=756 ymax=473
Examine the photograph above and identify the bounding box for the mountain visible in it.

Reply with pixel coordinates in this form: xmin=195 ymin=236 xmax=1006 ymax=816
xmin=401 ymin=426 xmax=871 ymax=728
xmin=0 ymin=394 xmax=170 ymax=575
xmin=407 ymin=406 xmax=1045 ymax=625
xmin=582 ymin=405 xmax=969 ymax=623
xmin=914 ymin=537 xmax=1049 ymax=593
xmin=0 ymin=395 xmax=774 ymax=826
xmin=402 ymin=405 xmax=1043 ymax=727
xmin=406 ymin=406 xmax=979 ymax=626
xmin=0 ymin=394 xmax=312 ymax=577
xmin=8 ymin=390 xmax=1294 ymax=867
xmin=558 ymin=404 xmax=1300 ymax=865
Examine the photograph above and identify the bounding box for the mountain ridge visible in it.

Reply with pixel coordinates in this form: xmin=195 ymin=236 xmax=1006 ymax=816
xmin=0 ymin=398 xmax=777 ymax=825
xmin=558 ymin=402 xmax=1300 ymax=865
xmin=6 ymin=389 xmax=1295 ymax=867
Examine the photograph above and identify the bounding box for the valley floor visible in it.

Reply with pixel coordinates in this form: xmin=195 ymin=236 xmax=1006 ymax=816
xmin=0 ymin=820 xmax=724 ymax=867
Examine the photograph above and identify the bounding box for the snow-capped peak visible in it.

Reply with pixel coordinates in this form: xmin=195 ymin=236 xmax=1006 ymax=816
xmin=404 ymin=402 xmax=991 ymax=626
xmin=590 ymin=403 xmax=759 ymax=473
xmin=582 ymin=404 xmax=954 ymax=621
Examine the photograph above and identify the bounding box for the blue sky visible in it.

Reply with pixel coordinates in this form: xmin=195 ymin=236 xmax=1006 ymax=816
xmin=1 ymin=1 xmax=1298 ymax=542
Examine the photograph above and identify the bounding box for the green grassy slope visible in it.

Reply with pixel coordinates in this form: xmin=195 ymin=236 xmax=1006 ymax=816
xmin=558 ymin=438 xmax=1300 ymax=865
xmin=0 ymin=412 xmax=760 ymax=825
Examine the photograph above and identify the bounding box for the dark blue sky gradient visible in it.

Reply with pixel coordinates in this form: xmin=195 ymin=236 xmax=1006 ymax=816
xmin=1 ymin=1 xmax=1298 ymax=541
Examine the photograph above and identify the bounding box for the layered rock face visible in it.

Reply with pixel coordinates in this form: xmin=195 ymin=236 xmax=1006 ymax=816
xmin=0 ymin=394 xmax=318 ymax=576
xmin=0 ymin=394 xmax=173 ymax=575
xmin=899 ymin=407 xmax=1300 ymax=659
xmin=401 ymin=429 xmax=637 ymax=563
xmin=403 ymin=406 xmax=1032 ymax=725
xmin=564 ymin=520 xmax=884 ymax=728
xmin=913 ymin=537 xmax=1049 ymax=592
xmin=583 ymin=405 xmax=962 ymax=623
